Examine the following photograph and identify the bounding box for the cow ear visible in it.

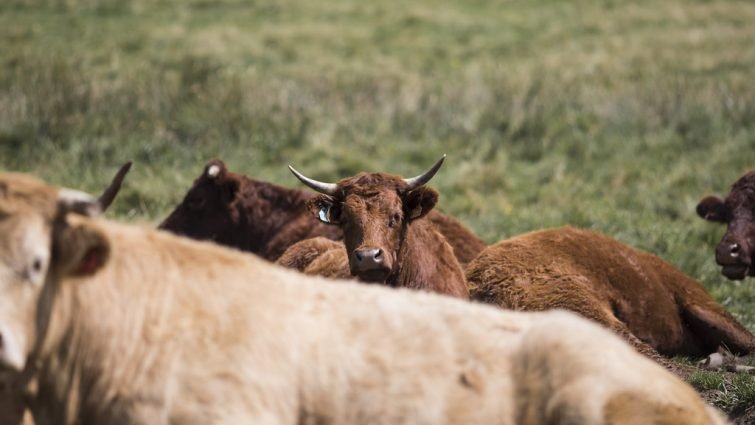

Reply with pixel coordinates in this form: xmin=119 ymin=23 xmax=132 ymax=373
xmin=696 ymin=195 xmax=728 ymax=223
xmin=404 ymin=187 xmax=439 ymax=221
xmin=205 ymin=160 xmax=227 ymax=180
xmin=307 ymin=196 xmax=341 ymax=225
xmin=53 ymin=216 xmax=110 ymax=278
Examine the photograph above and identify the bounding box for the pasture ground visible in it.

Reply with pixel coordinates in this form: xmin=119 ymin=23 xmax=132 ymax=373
xmin=1 ymin=0 xmax=754 ymax=419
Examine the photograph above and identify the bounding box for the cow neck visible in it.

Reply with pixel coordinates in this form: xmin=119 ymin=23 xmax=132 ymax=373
xmin=383 ymin=221 xmax=410 ymax=287
xmin=391 ymin=219 xmax=468 ymax=299
xmin=25 ymin=267 xmax=103 ymax=421
xmin=14 ymin=272 xmax=61 ymax=405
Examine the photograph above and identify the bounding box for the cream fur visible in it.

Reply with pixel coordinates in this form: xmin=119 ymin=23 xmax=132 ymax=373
xmin=0 ymin=173 xmax=731 ymax=425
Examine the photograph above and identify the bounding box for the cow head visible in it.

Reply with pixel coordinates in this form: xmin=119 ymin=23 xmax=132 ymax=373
xmin=289 ymin=156 xmax=445 ymax=283
xmin=0 ymin=174 xmax=110 ymax=373
xmin=696 ymin=171 xmax=755 ymax=280
xmin=159 ymin=160 xmax=242 ymax=243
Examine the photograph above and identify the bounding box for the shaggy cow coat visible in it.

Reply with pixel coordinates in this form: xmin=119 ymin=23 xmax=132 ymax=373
xmin=466 ymin=226 xmax=755 ymax=358
xmin=281 ymin=171 xmax=469 ymax=299
xmin=0 ymin=173 xmax=728 ymax=425
xmin=275 ymin=237 xmax=352 ymax=280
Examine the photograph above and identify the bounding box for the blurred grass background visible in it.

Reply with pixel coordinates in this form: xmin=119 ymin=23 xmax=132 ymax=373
xmin=1 ymin=0 xmax=754 ymax=331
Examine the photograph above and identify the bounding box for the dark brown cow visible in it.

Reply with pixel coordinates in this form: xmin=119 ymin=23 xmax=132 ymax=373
xmin=158 ymin=159 xmax=486 ymax=264
xmin=466 ymin=226 xmax=755 ymax=358
xmin=159 ymin=160 xmax=341 ymax=260
xmin=286 ymin=155 xmax=469 ymax=299
xmin=697 ymin=171 xmax=755 ymax=280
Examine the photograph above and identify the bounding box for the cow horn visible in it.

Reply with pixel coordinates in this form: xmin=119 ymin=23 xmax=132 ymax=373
xmin=403 ymin=154 xmax=446 ymax=190
xmin=97 ymin=161 xmax=132 ymax=211
xmin=58 ymin=189 xmax=102 ymax=217
xmin=288 ymin=165 xmax=338 ymax=196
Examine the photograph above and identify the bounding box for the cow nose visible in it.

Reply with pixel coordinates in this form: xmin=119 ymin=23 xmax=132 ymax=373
xmin=354 ymin=248 xmax=384 ymax=268
xmin=716 ymin=240 xmax=746 ymax=263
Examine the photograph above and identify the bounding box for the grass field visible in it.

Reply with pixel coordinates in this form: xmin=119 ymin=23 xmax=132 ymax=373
xmin=1 ymin=0 xmax=755 ymax=415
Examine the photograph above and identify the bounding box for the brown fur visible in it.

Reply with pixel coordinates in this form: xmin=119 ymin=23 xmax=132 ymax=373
xmin=159 ymin=160 xmax=341 ymax=260
xmin=159 ymin=160 xmax=485 ymax=264
xmin=696 ymin=171 xmax=755 ymax=280
xmin=466 ymin=226 xmax=755 ymax=357
xmin=426 ymin=211 xmax=487 ymax=266
xmin=0 ymin=173 xmax=730 ymax=425
xmin=302 ymin=172 xmax=468 ymax=298
xmin=0 ymin=377 xmax=29 ymax=425
xmin=298 ymin=240 xmax=353 ymax=280
xmin=275 ymin=237 xmax=343 ymax=273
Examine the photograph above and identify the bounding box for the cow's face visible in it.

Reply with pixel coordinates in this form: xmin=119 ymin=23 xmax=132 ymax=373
xmin=290 ymin=156 xmax=445 ymax=284
xmin=0 ymin=174 xmax=108 ymax=372
xmin=309 ymin=175 xmax=439 ymax=283
xmin=159 ymin=160 xmax=241 ymax=243
xmin=697 ymin=171 xmax=755 ymax=280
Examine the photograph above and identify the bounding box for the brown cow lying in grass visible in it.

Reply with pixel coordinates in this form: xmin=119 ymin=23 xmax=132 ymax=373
xmin=466 ymin=226 xmax=755 ymax=359
xmin=159 ymin=159 xmax=486 ymax=265
xmin=696 ymin=170 xmax=755 ymax=280
xmin=279 ymin=155 xmax=469 ymax=298
xmin=0 ymin=172 xmax=729 ymax=425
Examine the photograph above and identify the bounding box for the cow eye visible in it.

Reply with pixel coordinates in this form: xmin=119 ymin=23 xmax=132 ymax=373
xmin=25 ymin=256 xmax=47 ymax=286
xmin=318 ymin=206 xmax=331 ymax=223
xmin=388 ymin=213 xmax=401 ymax=228
xmin=32 ymin=258 xmax=42 ymax=273
xmin=318 ymin=204 xmax=342 ymax=224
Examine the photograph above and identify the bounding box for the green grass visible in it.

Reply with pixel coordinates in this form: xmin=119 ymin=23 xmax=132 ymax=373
xmin=1 ymin=0 xmax=754 ymax=334
xmin=690 ymin=370 xmax=755 ymax=413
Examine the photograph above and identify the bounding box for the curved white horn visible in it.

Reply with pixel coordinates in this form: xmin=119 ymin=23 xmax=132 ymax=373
xmin=288 ymin=165 xmax=338 ymax=196
xmin=403 ymin=154 xmax=446 ymax=190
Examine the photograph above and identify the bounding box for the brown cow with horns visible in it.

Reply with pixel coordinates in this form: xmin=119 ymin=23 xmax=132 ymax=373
xmin=159 ymin=160 xmax=486 ymax=266
xmin=279 ymin=155 xmax=468 ymax=298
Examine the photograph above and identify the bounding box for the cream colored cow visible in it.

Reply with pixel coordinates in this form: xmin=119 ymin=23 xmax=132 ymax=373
xmin=0 ymin=173 xmax=728 ymax=425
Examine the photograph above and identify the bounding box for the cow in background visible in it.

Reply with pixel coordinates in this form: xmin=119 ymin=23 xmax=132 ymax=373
xmin=282 ymin=155 xmax=468 ymax=299
xmin=0 ymin=172 xmax=730 ymax=425
xmin=697 ymin=170 xmax=755 ymax=280
xmin=158 ymin=159 xmax=486 ymax=264
xmin=159 ymin=159 xmax=341 ymax=260
xmin=466 ymin=226 xmax=755 ymax=359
